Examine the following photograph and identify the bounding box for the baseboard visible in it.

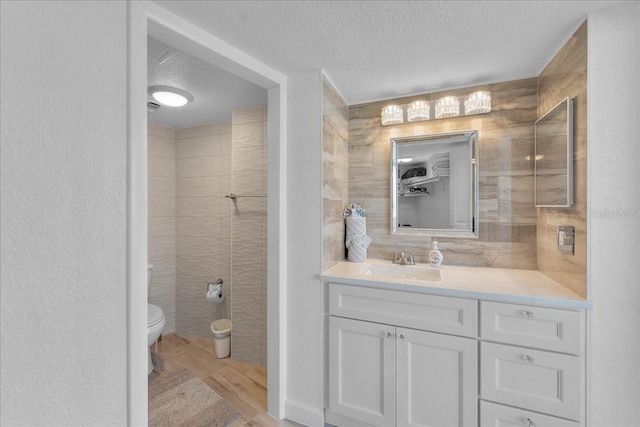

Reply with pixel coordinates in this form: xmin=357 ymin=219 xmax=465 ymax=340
xmin=285 ymin=399 xmax=324 ymax=427
xmin=325 ymin=410 xmax=375 ymax=427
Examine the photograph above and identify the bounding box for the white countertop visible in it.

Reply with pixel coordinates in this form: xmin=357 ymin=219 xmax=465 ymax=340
xmin=321 ymin=259 xmax=592 ymax=309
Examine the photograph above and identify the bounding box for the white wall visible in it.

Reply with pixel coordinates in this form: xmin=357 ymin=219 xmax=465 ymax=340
xmin=285 ymin=70 xmax=325 ymax=426
xmin=0 ymin=2 xmax=129 ymax=426
xmin=588 ymin=3 xmax=640 ymax=426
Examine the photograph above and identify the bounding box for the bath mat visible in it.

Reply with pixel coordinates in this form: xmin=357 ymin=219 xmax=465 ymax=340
xmin=149 ymin=368 xmax=241 ymax=427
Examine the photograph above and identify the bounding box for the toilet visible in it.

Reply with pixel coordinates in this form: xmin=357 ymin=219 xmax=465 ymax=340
xmin=147 ymin=263 xmax=165 ymax=374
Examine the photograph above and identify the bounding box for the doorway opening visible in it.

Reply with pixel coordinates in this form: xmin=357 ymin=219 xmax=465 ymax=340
xmin=128 ymin=3 xmax=286 ymax=424
xmin=147 ymin=33 xmax=270 ymax=420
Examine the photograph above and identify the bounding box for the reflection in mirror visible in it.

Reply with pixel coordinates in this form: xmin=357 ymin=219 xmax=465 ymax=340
xmin=535 ymin=97 xmax=573 ymax=207
xmin=391 ymin=131 xmax=478 ymax=238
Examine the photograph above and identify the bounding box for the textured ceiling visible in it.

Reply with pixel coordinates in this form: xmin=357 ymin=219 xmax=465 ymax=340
xmin=147 ymin=36 xmax=267 ymax=128
xmin=153 ymin=0 xmax=624 ymax=105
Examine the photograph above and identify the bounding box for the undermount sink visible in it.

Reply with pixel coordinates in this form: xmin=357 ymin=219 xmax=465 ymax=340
xmin=361 ymin=263 xmax=442 ymax=282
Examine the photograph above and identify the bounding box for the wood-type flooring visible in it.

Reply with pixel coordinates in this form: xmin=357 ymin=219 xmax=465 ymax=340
xmin=151 ymin=333 xmax=304 ymax=427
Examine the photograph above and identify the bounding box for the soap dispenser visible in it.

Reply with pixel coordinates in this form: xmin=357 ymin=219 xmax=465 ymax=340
xmin=429 ymin=241 xmax=443 ymax=268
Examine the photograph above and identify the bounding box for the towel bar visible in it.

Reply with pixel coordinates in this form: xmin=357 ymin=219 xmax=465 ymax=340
xmin=224 ymin=194 xmax=267 ymax=200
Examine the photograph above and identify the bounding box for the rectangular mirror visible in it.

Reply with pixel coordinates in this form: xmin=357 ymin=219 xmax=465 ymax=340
xmin=535 ymin=97 xmax=574 ymax=207
xmin=391 ymin=130 xmax=478 ymax=238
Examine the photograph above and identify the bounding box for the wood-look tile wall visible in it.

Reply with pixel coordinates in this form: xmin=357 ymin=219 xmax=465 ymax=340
xmin=348 ymin=78 xmax=538 ymax=269
xmin=175 ymin=121 xmax=232 ymax=338
xmin=148 ymin=123 xmax=177 ymax=334
xmin=231 ymin=106 xmax=268 ymax=367
xmin=322 ymin=78 xmax=350 ymax=271
xmin=537 ymin=22 xmax=587 ymax=298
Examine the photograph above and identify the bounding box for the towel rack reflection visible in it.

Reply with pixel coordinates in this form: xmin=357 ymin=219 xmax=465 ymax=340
xmin=225 ymin=194 xmax=267 ymax=200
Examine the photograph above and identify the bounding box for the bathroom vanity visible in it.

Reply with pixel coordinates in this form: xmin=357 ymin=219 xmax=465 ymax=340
xmin=321 ymin=260 xmax=591 ymax=427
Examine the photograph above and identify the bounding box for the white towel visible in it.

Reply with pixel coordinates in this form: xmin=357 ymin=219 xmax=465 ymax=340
xmin=345 ymin=217 xmax=369 ymax=262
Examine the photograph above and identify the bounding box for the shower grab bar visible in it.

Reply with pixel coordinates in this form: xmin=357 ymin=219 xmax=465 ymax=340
xmin=225 ymin=194 xmax=267 ymax=200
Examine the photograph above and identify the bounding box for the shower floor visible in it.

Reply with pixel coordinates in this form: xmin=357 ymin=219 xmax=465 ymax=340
xmin=150 ymin=333 xmax=301 ymax=427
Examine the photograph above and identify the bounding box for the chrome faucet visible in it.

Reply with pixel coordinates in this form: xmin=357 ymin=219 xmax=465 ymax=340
xmin=392 ymin=250 xmax=415 ymax=265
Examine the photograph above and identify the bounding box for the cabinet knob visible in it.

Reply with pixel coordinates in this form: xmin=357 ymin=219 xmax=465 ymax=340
xmin=385 ymin=331 xmax=393 ymax=338
xmin=523 ymin=417 xmax=536 ymax=427
xmin=521 ymin=354 xmax=535 ymax=364
xmin=399 ymin=334 xmax=406 ymax=340
xmin=521 ymin=310 xmax=535 ymax=318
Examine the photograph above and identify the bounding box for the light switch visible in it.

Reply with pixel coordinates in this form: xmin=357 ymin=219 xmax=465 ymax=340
xmin=557 ymin=225 xmax=575 ymax=255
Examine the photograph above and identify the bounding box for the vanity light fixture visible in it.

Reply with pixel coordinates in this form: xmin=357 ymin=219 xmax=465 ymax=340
xmin=381 ymin=91 xmax=491 ymax=125
xmin=381 ymin=104 xmax=404 ymax=125
xmin=407 ymin=100 xmax=430 ymax=122
xmin=464 ymin=91 xmax=491 ymax=115
xmin=148 ymin=85 xmax=193 ymax=107
xmin=435 ymin=96 xmax=460 ymax=119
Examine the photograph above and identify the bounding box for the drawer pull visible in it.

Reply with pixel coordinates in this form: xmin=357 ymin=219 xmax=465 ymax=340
xmin=399 ymin=334 xmax=406 ymax=340
xmin=521 ymin=354 xmax=535 ymax=364
xmin=523 ymin=418 xmax=536 ymax=427
xmin=521 ymin=310 xmax=535 ymax=318
xmin=385 ymin=331 xmax=393 ymax=338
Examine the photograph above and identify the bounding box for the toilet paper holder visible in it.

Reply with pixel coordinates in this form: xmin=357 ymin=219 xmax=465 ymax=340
xmin=206 ymin=279 xmax=225 ymax=304
xmin=207 ymin=278 xmax=223 ymax=292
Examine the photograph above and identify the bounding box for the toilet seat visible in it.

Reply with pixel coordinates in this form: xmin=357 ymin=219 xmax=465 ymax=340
xmin=148 ymin=303 xmax=164 ymax=327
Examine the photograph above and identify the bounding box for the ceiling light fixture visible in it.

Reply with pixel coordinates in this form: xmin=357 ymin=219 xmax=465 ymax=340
xmin=148 ymin=85 xmax=193 ymax=107
xmin=398 ymin=157 xmax=414 ymax=163
xmin=381 ymin=104 xmax=404 ymax=125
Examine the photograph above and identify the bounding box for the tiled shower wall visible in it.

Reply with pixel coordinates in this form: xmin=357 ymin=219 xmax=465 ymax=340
xmin=348 ymin=78 xmax=539 ymax=269
xmin=230 ymin=106 xmax=268 ymax=367
xmin=537 ymin=22 xmax=587 ymax=298
xmin=175 ymin=122 xmax=232 ymax=338
xmin=148 ymin=123 xmax=176 ymax=334
xmin=322 ymin=77 xmax=349 ymax=271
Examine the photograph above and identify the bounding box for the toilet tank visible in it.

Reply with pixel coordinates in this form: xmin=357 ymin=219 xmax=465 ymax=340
xmin=147 ymin=263 xmax=154 ymax=290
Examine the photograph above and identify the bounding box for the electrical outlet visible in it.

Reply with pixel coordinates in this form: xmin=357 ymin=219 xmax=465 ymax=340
xmin=557 ymin=225 xmax=575 ymax=255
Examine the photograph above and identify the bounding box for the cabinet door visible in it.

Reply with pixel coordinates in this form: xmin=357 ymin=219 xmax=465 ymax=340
xmin=396 ymin=328 xmax=478 ymax=427
xmin=329 ymin=316 xmax=396 ymax=427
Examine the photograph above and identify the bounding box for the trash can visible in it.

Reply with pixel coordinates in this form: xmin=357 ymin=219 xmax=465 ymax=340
xmin=210 ymin=319 xmax=232 ymax=359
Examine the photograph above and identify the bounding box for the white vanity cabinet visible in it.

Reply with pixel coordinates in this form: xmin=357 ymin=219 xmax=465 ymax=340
xmin=328 ymin=284 xmax=478 ymax=427
xmin=322 ymin=262 xmax=591 ymax=427
xmin=326 ymin=283 xmax=588 ymax=427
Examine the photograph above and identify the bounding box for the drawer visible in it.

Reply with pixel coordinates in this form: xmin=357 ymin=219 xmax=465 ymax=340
xmin=480 ymin=301 xmax=584 ymax=354
xmin=481 ymin=342 xmax=583 ymax=421
xmin=329 ymin=283 xmax=477 ymax=338
xmin=481 ymin=400 xmax=580 ymax=427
